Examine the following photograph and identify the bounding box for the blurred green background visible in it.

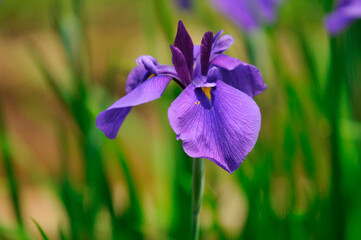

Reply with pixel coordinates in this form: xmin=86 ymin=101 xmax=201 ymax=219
xmin=0 ymin=0 xmax=360 ymax=239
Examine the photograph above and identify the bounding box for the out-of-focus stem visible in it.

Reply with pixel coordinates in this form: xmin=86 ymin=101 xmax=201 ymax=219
xmin=0 ymin=102 xmax=22 ymax=227
xmin=327 ymin=37 xmax=345 ymax=240
xmin=192 ymin=158 xmax=205 ymax=240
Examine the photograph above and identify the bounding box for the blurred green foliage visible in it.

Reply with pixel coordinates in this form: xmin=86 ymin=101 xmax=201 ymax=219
xmin=0 ymin=0 xmax=360 ymax=239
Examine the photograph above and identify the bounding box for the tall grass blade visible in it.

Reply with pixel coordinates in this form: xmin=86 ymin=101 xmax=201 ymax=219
xmin=0 ymin=102 xmax=23 ymax=227
xmin=31 ymin=219 xmax=50 ymax=240
xmin=114 ymin=145 xmax=143 ymax=239
xmin=28 ymin=48 xmax=71 ymax=109
xmin=152 ymin=0 xmax=174 ymax=43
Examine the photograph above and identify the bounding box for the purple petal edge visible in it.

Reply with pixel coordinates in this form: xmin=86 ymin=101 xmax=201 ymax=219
xmin=211 ymin=54 xmax=267 ymax=97
xmin=96 ymin=75 xmax=172 ymax=139
xmin=168 ymin=80 xmax=261 ymax=173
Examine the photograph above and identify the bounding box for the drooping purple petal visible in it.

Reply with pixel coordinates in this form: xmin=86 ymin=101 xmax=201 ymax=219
xmin=211 ymin=54 xmax=267 ymax=97
xmin=96 ymin=107 xmax=132 ymax=140
xmin=135 ymin=55 xmax=178 ymax=77
xmin=325 ymin=1 xmax=361 ymax=35
xmin=174 ymin=20 xmax=194 ymax=77
xmin=126 ymin=56 xmax=178 ymax=93
xmin=168 ymin=80 xmax=261 ymax=173
xmin=136 ymin=55 xmax=159 ymax=74
xmin=170 ymin=45 xmax=192 ymax=85
xmin=156 ymin=64 xmax=179 ymax=79
xmin=200 ymin=31 xmax=214 ymax=76
xmin=97 ymin=75 xmax=172 ymax=139
xmin=125 ymin=66 xmax=149 ymax=93
xmin=211 ymin=54 xmax=242 ymax=70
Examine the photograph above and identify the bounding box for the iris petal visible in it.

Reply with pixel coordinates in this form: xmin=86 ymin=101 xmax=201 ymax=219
xmin=211 ymin=54 xmax=242 ymax=70
xmin=125 ymin=66 xmax=149 ymax=93
xmin=213 ymin=30 xmax=224 ymax=42
xmin=136 ymin=55 xmax=159 ymax=74
xmin=211 ymin=54 xmax=267 ymax=97
xmin=193 ymin=45 xmax=201 ymax=61
xmin=96 ymin=107 xmax=131 ymax=139
xmin=211 ymin=34 xmax=234 ymax=57
xmin=135 ymin=55 xmax=178 ymax=78
xmin=174 ymin=20 xmax=194 ymax=77
xmin=200 ymin=31 xmax=214 ymax=76
xmin=168 ymin=80 xmax=261 ymax=173
xmin=171 ymin=45 xmax=192 ymax=85
xmin=97 ymin=75 xmax=172 ymax=139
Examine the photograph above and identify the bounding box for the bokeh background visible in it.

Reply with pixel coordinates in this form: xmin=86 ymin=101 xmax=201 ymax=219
xmin=1 ymin=0 xmax=361 ymax=239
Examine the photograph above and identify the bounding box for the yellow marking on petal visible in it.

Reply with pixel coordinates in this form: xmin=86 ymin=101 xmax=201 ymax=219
xmin=201 ymin=87 xmax=212 ymax=101
xmin=197 ymin=101 xmax=200 ymax=105
xmin=148 ymin=73 xmax=156 ymax=79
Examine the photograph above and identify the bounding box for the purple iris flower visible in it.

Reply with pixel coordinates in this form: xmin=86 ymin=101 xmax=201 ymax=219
xmin=326 ymin=0 xmax=361 ymax=35
xmin=209 ymin=0 xmax=283 ymax=31
xmin=96 ymin=21 xmax=266 ymax=173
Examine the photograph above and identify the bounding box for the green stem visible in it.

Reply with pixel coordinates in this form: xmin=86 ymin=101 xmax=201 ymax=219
xmin=192 ymin=158 xmax=205 ymax=240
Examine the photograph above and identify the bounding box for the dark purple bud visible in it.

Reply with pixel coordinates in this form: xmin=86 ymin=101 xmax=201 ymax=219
xmin=174 ymin=20 xmax=194 ymax=77
xmin=200 ymin=31 xmax=213 ymax=76
xmin=170 ymin=45 xmax=191 ymax=85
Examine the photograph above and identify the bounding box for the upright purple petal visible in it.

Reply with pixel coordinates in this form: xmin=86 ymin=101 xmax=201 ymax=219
xmin=97 ymin=75 xmax=172 ymax=139
xmin=168 ymin=80 xmax=261 ymax=173
xmin=170 ymin=45 xmax=192 ymax=85
xmin=211 ymin=54 xmax=267 ymax=97
xmin=174 ymin=20 xmax=194 ymax=77
xmin=200 ymin=31 xmax=213 ymax=76
xmin=213 ymin=30 xmax=224 ymax=42
xmin=206 ymin=67 xmax=222 ymax=83
xmin=211 ymin=34 xmax=234 ymax=57
xmin=193 ymin=45 xmax=201 ymax=61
